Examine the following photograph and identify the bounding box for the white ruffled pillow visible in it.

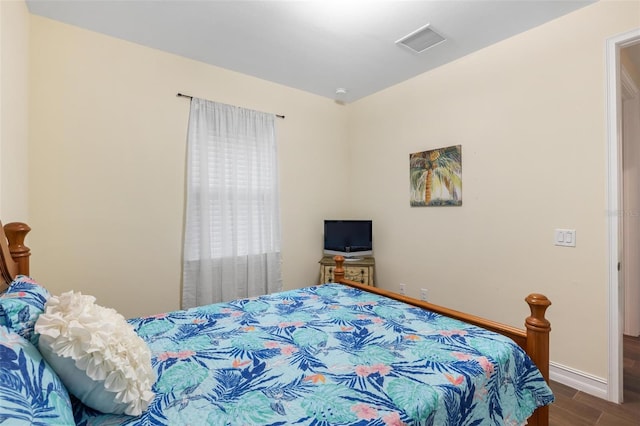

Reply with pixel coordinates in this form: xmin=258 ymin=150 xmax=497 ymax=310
xmin=34 ymin=291 xmax=155 ymax=416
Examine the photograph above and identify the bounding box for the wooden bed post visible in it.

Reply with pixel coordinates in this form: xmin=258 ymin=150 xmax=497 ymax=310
xmin=4 ymin=222 xmax=31 ymax=276
xmin=525 ymin=293 xmax=551 ymax=426
xmin=525 ymin=294 xmax=551 ymax=381
xmin=333 ymin=255 xmax=345 ymax=283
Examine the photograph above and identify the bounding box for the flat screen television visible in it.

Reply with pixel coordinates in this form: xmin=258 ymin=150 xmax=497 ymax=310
xmin=323 ymin=220 xmax=373 ymax=259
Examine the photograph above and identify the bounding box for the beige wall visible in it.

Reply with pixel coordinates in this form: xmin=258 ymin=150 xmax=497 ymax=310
xmin=28 ymin=15 xmax=351 ymax=318
xmin=0 ymin=0 xmax=29 ymax=221
xmin=347 ymin=0 xmax=640 ymax=380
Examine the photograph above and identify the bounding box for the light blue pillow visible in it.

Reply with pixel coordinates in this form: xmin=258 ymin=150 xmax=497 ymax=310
xmin=0 ymin=275 xmax=50 ymax=345
xmin=0 ymin=325 xmax=74 ymax=425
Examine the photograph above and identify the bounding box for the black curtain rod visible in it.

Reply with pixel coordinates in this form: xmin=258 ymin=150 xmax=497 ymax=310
xmin=177 ymin=93 xmax=285 ymax=119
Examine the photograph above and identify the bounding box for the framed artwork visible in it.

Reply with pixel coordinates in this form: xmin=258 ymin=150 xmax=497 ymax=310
xmin=410 ymin=145 xmax=462 ymax=206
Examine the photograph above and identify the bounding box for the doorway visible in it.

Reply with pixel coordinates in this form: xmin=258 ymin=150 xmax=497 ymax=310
xmin=622 ymin=45 xmax=640 ymax=339
xmin=607 ymin=28 xmax=640 ymax=404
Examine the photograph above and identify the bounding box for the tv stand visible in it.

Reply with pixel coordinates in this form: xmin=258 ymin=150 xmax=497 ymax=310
xmin=319 ymin=255 xmax=375 ymax=286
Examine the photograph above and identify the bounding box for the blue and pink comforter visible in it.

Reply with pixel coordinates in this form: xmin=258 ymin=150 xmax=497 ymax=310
xmin=74 ymin=284 xmax=554 ymax=425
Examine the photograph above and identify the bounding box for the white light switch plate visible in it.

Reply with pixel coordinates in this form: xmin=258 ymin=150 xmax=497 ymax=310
xmin=555 ymin=229 xmax=576 ymax=247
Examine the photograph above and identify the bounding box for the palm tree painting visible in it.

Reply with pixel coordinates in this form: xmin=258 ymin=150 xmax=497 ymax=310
xmin=410 ymin=145 xmax=462 ymax=206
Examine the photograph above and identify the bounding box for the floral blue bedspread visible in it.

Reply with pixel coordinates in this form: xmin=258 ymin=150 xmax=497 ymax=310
xmin=74 ymin=284 xmax=554 ymax=426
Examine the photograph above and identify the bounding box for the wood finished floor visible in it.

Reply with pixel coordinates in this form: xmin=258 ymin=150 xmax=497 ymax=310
xmin=548 ymin=335 xmax=640 ymax=425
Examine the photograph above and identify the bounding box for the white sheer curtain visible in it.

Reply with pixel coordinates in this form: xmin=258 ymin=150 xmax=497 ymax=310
xmin=182 ymin=98 xmax=282 ymax=308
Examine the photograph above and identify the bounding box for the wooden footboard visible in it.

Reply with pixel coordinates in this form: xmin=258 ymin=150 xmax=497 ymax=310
xmin=332 ymin=255 xmax=551 ymax=426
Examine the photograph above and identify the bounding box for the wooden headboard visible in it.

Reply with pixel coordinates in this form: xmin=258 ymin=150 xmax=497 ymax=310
xmin=0 ymin=221 xmax=32 ymax=291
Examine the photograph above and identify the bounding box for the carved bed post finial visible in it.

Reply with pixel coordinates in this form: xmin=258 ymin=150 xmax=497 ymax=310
xmin=4 ymin=222 xmax=31 ymax=276
xmin=333 ymin=255 xmax=345 ymax=283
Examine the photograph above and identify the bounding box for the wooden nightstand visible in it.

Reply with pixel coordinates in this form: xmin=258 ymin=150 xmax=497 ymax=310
xmin=319 ymin=256 xmax=375 ymax=286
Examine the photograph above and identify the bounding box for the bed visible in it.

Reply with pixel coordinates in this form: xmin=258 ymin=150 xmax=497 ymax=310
xmin=0 ymin=221 xmax=553 ymax=425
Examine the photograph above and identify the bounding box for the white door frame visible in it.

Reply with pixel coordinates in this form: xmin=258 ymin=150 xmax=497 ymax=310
xmin=606 ymin=27 xmax=640 ymax=404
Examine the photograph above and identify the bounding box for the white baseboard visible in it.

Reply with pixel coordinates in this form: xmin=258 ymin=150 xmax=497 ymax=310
xmin=549 ymin=362 xmax=608 ymax=400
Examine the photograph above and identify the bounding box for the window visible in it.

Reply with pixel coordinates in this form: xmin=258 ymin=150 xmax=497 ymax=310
xmin=182 ymin=99 xmax=282 ymax=308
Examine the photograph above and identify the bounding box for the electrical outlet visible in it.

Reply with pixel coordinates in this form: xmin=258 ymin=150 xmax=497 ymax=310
xmin=420 ymin=288 xmax=428 ymax=301
xmin=399 ymin=283 xmax=406 ymax=295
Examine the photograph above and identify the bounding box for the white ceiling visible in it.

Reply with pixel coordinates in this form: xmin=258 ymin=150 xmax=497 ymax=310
xmin=26 ymin=0 xmax=597 ymax=103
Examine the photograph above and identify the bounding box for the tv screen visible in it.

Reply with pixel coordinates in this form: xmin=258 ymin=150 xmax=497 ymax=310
xmin=323 ymin=220 xmax=373 ymax=258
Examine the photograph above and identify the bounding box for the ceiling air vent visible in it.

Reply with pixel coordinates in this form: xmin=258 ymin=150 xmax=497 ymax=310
xmin=396 ymin=24 xmax=445 ymax=53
